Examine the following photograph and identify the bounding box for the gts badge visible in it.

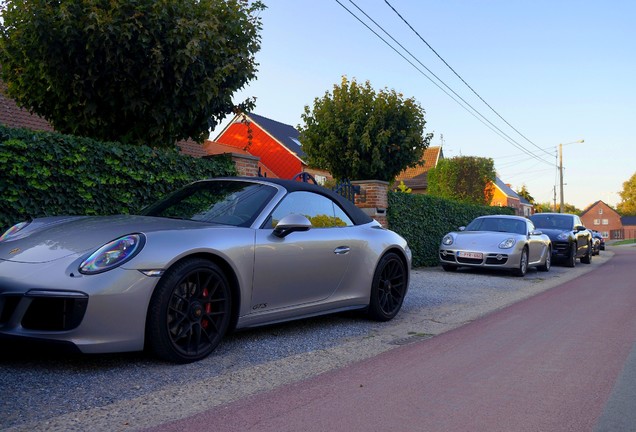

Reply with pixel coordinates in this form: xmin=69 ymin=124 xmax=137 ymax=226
xmin=252 ymin=303 xmax=268 ymax=311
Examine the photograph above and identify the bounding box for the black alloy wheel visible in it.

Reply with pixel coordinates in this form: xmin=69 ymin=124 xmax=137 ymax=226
xmin=566 ymin=243 xmax=577 ymax=268
xmin=147 ymin=258 xmax=232 ymax=363
xmin=368 ymin=252 xmax=408 ymax=321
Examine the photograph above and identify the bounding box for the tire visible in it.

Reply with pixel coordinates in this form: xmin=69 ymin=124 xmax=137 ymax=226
xmin=442 ymin=264 xmax=458 ymax=272
xmin=513 ymin=247 xmax=528 ymax=277
xmin=566 ymin=243 xmax=576 ymax=268
xmin=368 ymin=252 xmax=408 ymax=321
xmin=538 ymin=247 xmax=551 ymax=272
xmin=146 ymin=258 xmax=232 ymax=363
xmin=581 ymin=241 xmax=593 ymax=264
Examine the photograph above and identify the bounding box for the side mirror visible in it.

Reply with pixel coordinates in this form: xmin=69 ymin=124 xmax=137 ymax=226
xmin=530 ymin=230 xmax=543 ymax=236
xmin=459 ymin=226 xmax=466 ymax=231
xmin=273 ymin=214 xmax=312 ymax=238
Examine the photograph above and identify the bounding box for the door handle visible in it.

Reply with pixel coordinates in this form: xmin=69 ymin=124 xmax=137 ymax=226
xmin=334 ymin=246 xmax=351 ymax=255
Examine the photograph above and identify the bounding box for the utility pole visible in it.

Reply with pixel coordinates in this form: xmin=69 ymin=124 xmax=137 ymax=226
xmin=559 ymin=143 xmax=564 ymax=213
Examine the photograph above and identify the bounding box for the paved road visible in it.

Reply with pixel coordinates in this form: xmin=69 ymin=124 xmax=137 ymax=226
xmin=146 ymin=246 xmax=636 ymax=432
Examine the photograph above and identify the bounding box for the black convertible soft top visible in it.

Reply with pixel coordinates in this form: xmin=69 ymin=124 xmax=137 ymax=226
xmin=221 ymin=177 xmax=374 ymax=226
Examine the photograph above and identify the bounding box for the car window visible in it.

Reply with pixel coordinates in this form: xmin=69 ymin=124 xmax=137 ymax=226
xmin=142 ymin=181 xmax=277 ymax=227
xmin=531 ymin=215 xmax=573 ymax=230
xmin=266 ymin=191 xmax=354 ymax=228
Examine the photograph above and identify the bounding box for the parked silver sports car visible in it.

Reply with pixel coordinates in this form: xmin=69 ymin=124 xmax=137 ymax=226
xmin=0 ymin=178 xmax=411 ymax=363
xmin=439 ymin=215 xmax=551 ymax=276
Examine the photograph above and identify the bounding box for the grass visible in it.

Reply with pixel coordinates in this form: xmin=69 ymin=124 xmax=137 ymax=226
xmin=609 ymin=239 xmax=636 ymax=246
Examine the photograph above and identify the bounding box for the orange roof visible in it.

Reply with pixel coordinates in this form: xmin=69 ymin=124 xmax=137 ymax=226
xmin=215 ymin=118 xmax=303 ymax=179
xmin=0 ymin=83 xmax=54 ymax=132
xmin=395 ymin=146 xmax=443 ymax=181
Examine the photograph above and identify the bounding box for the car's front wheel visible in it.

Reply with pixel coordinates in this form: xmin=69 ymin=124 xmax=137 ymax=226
xmin=368 ymin=252 xmax=407 ymax=321
xmin=146 ymin=258 xmax=232 ymax=363
xmin=513 ymin=247 xmax=529 ymax=277
xmin=581 ymin=241 xmax=593 ymax=264
xmin=566 ymin=243 xmax=577 ymax=268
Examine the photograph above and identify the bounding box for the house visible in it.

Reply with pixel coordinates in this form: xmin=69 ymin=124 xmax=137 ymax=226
xmin=579 ymin=201 xmax=622 ymax=239
xmin=490 ymin=177 xmax=534 ymax=216
xmin=212 ymin=112 xmax=311 ymax=180
xmin=0 ymin=82 xmax=54 ymax=132
xmin=394 ymin=146 xmax=444 ymax=193
xmin=579 ymin=201 xmax=635 ymax=239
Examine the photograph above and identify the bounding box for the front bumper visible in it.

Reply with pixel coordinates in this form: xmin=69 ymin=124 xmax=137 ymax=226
xmin=0 ymin=259 xmax=159 ymax=353
xmin=439 ymin=248 xmax=521 ymax=269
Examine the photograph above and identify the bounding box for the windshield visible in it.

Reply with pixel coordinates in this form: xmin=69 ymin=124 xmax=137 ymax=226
xmin=141 ymin=181 xmax=277 ymax=227
xmin=465 ymin=217 xmax=527 ymax=235
xmin=530 ymin=214 xmax=573 ymax=230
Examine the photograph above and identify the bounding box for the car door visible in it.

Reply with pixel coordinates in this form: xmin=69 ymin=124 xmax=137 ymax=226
xmin=525 ymin=220 xmax=545 ymax=263
xmin=251 ymin=191 xmax=354 ymax=312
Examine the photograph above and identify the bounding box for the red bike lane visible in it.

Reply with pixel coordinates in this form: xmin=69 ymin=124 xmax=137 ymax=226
xmin=147 ymin=247 xmax=636 ymax=432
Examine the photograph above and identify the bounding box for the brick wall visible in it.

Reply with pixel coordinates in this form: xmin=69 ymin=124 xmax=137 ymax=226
xmin=352 ymin=180 xmax=389 ymax=228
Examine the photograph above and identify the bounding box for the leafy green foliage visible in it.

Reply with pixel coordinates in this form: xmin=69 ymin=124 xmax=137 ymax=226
xmin=427 ymin=156 xmax=496 ymax=205
xmin=388 ymin=192 xmax=514 ymax=267
xmin=617 ymin=172 xmax=636 ymax=216
xmin=516 ymin=184 xmax=534 ymax=204
xmin=0 ymin=126 xmax=236 ymax=231
xmin=0 ymin=0 xmax=264 ymax=148
xmin=298 ymin=76 xmax=433 ymax=182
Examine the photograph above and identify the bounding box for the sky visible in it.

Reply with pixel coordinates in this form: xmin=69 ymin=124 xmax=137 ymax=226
xmin=212 ymin=0 xmax=635 ymax=211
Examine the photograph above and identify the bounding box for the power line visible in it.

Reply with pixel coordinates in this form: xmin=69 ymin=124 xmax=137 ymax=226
xmin=383 ymin=0 xmax=554 ymax=160
xmin=335 ymin=0 xmax=554 ymax=167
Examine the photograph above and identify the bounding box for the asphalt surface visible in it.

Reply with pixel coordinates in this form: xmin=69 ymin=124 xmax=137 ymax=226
xmin=144 ymin=246 xmax=636 ymax=432
xmin=0 ymin=246 xmax=625 ymax=431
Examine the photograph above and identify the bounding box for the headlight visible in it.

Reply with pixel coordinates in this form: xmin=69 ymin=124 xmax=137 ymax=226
xmin=499 ymin=238 xmax=516 ymax=249
xmin=442 ymin=234 xmax=454 ymax=246
xmin=79 ymin=234 xmax=145 ymax=275
xmin=557 ymin=233 xmax=569 ymax=240
xmin=0 ymin=221 xmax=30 ymax=242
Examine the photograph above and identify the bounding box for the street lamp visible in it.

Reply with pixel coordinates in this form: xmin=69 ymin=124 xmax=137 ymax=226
xmin=559 ymin=139 xmax=584 ymax=213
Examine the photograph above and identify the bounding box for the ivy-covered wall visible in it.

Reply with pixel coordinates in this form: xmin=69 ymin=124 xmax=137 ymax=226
xmin=0 ymin=126 xmax=236 ymax=231
xmin=388 ymin=191 xmax=515 ymax=267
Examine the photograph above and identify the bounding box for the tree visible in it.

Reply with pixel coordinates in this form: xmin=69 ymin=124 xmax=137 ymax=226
xmin=516 ymin=184 xmax=535 ymax=205
xmin=426 ymin=156 xmax=496 ymax=206
xmin=298 ymin=76 xmax=432 ymax=182
xmin=0 ymin=0 xmax=264 ymax=147
xmin=617 ymin=172 xmax=636 ymax=215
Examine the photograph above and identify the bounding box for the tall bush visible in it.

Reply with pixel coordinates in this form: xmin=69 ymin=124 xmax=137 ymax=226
xmin=0 ymin=126 xmax=236 ymax=231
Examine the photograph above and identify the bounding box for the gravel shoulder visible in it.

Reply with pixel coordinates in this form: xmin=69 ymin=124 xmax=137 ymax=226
xmin=1 ymin=250 xmax=614 ymax=431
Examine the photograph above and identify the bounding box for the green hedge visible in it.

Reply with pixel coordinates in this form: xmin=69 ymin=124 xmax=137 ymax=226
xmin=388 ymin=191 xmax=515 ymax=267
xmin=0 ymin=126 xmax=236 ymax=231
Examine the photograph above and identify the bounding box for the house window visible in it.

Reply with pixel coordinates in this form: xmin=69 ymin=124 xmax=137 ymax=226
xmin=602 ymin=219 xmax=609 ymax=225
xmin=599 ymin=208 xmax=603 ymax=215
xmin=601 ymin=231 xmax=609 ymax=238
xmin=593 ymin=219 xmax=600 ymax=225
xmin=314 ymin=175 xmax=327 ymax=185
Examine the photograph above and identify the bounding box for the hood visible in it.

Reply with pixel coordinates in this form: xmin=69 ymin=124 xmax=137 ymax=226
xmin=0 ymin=215 xmax=225 ymax=263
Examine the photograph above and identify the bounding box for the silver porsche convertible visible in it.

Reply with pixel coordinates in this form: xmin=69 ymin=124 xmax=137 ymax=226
xmin=0 ymin=178 xmax=411 ymax=362
xmin=439 ymin=215 xmax=551 ymax=276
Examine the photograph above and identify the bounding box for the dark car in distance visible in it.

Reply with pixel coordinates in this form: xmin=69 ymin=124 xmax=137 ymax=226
xmin=529 ymin=213 xmax=593 ymax=267
xmin=590 ymin=230 xmax=605 ymax=255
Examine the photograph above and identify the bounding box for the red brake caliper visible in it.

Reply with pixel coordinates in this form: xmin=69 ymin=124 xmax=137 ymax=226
xmin=202 ymin=288 xmax=210 ymax=329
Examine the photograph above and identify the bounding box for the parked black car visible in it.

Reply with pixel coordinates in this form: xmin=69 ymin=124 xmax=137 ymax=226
xmin=529 ymin=213 xmax=593 ymax=267
xmin=590 ymin=230 xmax=605 ymax=254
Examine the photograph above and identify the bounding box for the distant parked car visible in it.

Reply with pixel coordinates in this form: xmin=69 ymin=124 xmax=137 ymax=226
xmin=590 ymin=230 xmax=604 ymax=255
xmin=529 ymin=213 xmax=593 ymax=267
xmin=439 ymin=215 xmax=552 ymax=277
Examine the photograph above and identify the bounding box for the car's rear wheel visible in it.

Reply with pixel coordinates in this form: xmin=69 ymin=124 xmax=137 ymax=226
xmin=146 ymin=258 xmax=232 ymax=363
xmin=513 ymin=247 xmax=528 ymax=277
xmin=581 ymin=241 xmax=593 ymax=264
xmin=442 ymin=264 xmax=458 ymax=272
xmin=566 ymin=243 xmax=576 ymax=268
xmin=538 ymin=247 xmax=551 ymax=272
xmin=368 ymin=252 xmax=407 ymax=321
